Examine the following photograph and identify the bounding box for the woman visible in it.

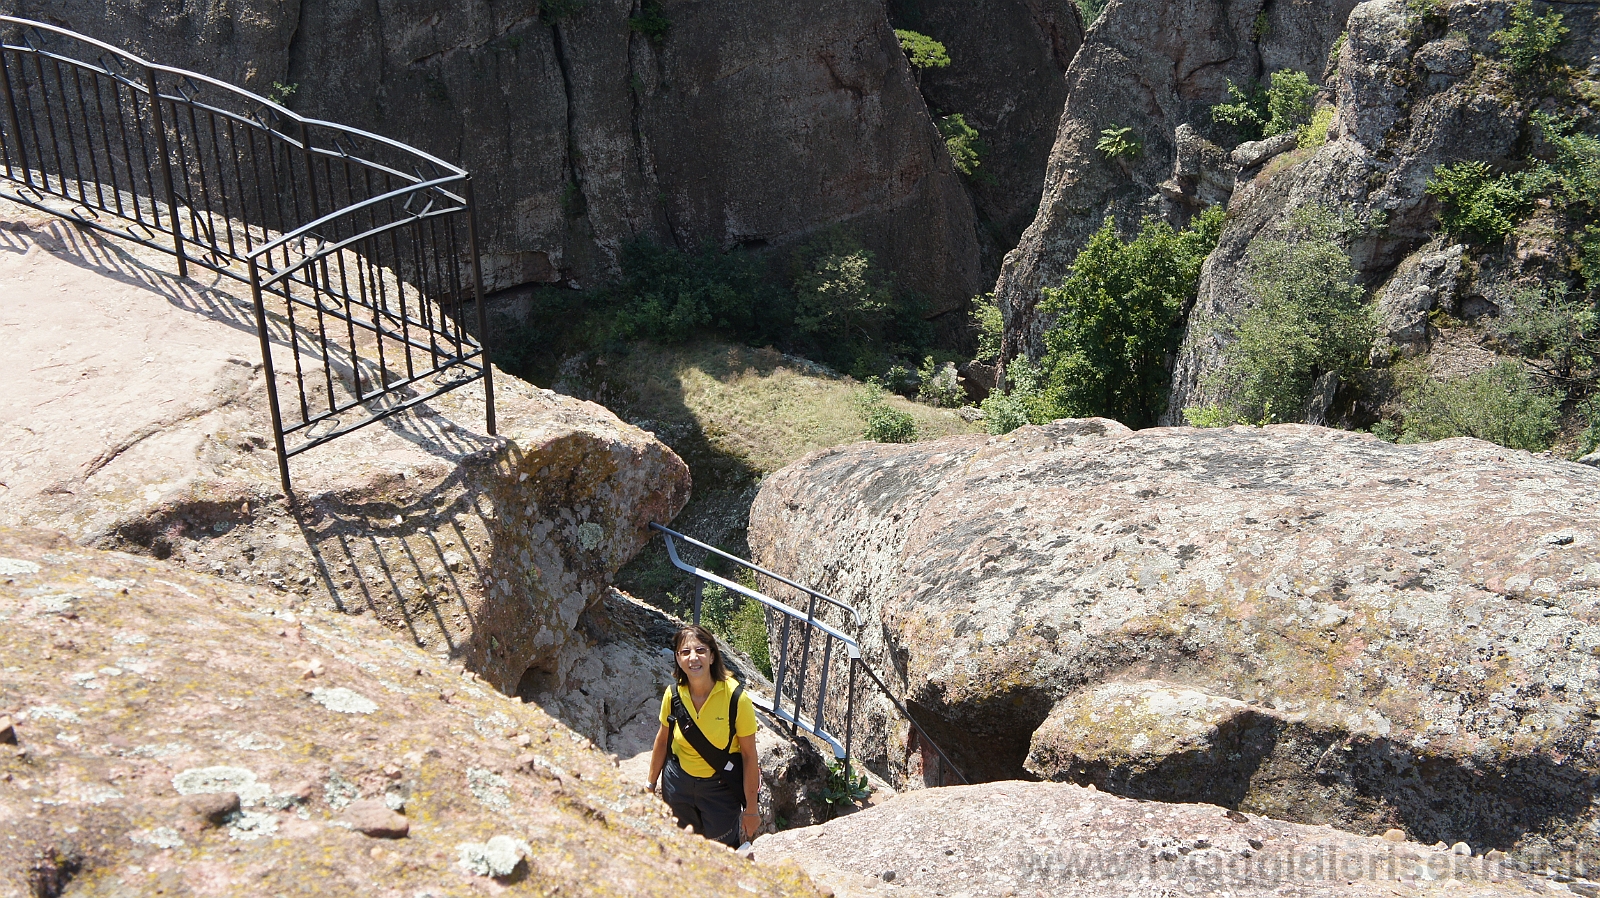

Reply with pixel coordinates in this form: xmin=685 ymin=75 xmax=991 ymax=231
xmin=647 ymin=624 xmax=760 ymax=847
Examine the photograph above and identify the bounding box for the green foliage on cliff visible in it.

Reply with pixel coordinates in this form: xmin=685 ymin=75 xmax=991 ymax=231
xmin=1492 ymin=1 xmax=1568 ymax=75
xmin=1033 ymin=208 xmax=1225 ymax=428
xmin=1095 ymin=126 xmax=1141 ymax=160
xmin=895 ymin=29 xmax=951 ymax=73
xmin=980 ymin=358 xmax=1046 ymax=434
xmin=972 ymin=292 xmax=1003 ymax=363
xmin=1211 ymin=70 xmax=1318 ymax=143
xmin=1396 ymin=361 xmax=1562 ymax=450
xmin=1075 ymin=0 xmax=1109 ymax=26
xmin=1427 ymin=114 xmax=1599 ymax=245
xmin=938 ymin=113 xmax=987 ymax=177
xmin=1194 ymin=205 xmax=1375 ymax=425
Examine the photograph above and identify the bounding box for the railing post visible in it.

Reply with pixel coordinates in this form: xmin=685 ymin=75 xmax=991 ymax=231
xmin=250 ymin=256 xmax=292 ymax=495
xmin=464 ymin=176 xmax=495 ymax=436
xmin=143 ymin=64 xmax=185 ymax=277
xmin=0 ymin=49 xmax=31 ymax=186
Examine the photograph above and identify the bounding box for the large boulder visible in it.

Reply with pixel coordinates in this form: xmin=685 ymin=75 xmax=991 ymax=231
xmin=748 ymin=420 xmax=1600 ymax=871
xmin=0 ymin=207 xmax=689 ymax=697
xmin=991 ymin=0 xmax=1358 ymax=362
xmin=754 ymin=780 xmax=1553 ymax=897
xmin=0 ymin=527 xmax=823 ymax=897
xmin=3 ymin=0 xmax=985 ymax=312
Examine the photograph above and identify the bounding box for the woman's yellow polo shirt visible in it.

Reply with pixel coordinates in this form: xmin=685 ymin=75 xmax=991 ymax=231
xmin=659 ymin=677 xmax=758 ymax=778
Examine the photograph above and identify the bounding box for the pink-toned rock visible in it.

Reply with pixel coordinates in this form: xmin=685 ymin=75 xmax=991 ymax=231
xmin=341 ymin=799 xmax=410 ymax=839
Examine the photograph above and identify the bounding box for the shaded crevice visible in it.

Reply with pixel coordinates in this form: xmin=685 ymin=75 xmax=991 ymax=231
xmin=549 ymin=22 xmax=588 ymax=228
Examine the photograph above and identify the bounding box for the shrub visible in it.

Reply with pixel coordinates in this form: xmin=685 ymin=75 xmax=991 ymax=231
xmin=628 ymin=0 xmax=670 ymax=42
xmin=792 ymin=235 xmax=892 ymax=346
xmin=1490 ymin=282 xmax=1598 ymax=378
xmin=1579 ymin=225 xmax=1600 ymax=291
xmin=1211 ymin=70 xmax=1317 ymax=143
xmin=971 ymin=292 xmax=1003 ymax=363
xmin=980 ymin=357 xmax=1046 ymax=434
xmin=1491 ymin=1 xmax=1567 ymax=75
xmin=1398 ymin=361 xmax=1562 ymax=450
xmin=895 ymin=29 xmax=950 ymax=76
xmin=1424 ymin=161 xmax=1533 ymax=244
xmin=1076 ymin=0 xmax=1109 ymax=26
xmin=938 ymin=113 xmax=987 ymax=177
xmin=1298 ymin=104 xmax=1336 ymax=150
xmin=611 ymin=241 xmax=783 ymax=344
xmin=1095 ymin=126 xmax=1141 ymax=160
xmin=1201 ymin=205 xmax=1375 ymax=424
xmin=1035 ymin=207 xmax=1224 ymax=427
xmin=856 ymin=384 xmax=917 ymax=442
xmin=916 ymin=356 xmax=964 ymax=407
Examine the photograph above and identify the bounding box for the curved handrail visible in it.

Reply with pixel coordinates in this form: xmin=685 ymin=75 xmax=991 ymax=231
xmin=0 ymin=16 xmax=464 ymax=179
xmin=649 ymin=522 xmax=862 ymax=625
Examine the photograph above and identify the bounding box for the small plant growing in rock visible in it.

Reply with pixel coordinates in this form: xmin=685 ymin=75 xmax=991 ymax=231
xmin=1492 ymin=0 xmax=1567 ymax=75
xmin=1425 ymin=161 xmax=1532 ymax=244
xmin=817 ymin=760 xmax=871 ymax=819
xmin=1298 ymin=104 xmax=1336 ymax=150
xmin=1211 ymin=70 xmax=1317 ymax=142
xmin=628 ymin=0 xmax=670 ymax=43
xmin=1076 ymin=0 xmax=1109 ymax=26
xmin=1096 ymin=126 xmax=1141 ymax=160
xmin=268 ymin=81 xmax=297 ymax=105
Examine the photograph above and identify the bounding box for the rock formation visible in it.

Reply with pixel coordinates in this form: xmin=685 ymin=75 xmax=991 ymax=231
xmin=0 ymin=527 xmax=823 ymax=897
xmin=992 ymin=0 xmax=1358 ymax=362
xmin=2 ymin=0 xmax=995 ymax=314
xmin=748 ymin=419 xmax=1600 ymax=871
xmin=755 ymin=781 xmax=1553 ymax=897
xmin=1161 ymin=0 xmax=1593 ymax=421
xmin=886 ymin=0 xmax=1084 ymax=270
xmin=0 ymin=205 xmax=687 ymax=706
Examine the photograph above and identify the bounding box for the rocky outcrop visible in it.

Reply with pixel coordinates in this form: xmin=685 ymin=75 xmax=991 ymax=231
xmin=6 ymin=0 xmax=986 ymax=313
xmin=992 ymin=0 xmax=1358 ymax=362
xmin=887 ymin=0 xmax=1084 ymax=269
xmin=754 ymin=781 xmax=1552 ymax=897
xmin=0 ymin=206 xmax=688 ymax=700
xmin=1160 ymin=0 xmax=1574 ymax=421
xmin=748 ymin=420 xmax=1600 ymax=871
xmin=0 ymin=527 xmax=824 ymax=897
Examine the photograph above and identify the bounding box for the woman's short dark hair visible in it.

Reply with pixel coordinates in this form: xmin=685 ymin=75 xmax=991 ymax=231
xmin=672 ymin=624 xmax=728 ymax=686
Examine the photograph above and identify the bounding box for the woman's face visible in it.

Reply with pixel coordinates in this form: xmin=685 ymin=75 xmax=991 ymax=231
xmin=676 ymin=635 xmax=713 ymax=680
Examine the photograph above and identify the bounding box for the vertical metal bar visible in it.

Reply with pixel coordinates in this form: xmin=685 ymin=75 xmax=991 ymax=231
xmin=465 ymin=176 xmax=496 ymax=435
xmin=69 ymin=64 xmax=105 ymax=211
xmin=143 ymin=65 xmax=184 ymax=276
xmin=0 ymin=49 xmax=30 ymax=186
xmin=815 ymin=634 xmax=834 ymax=738
xmin=791 ymin=594 xmax=817 ymax=738
xmin=844 ymin=660 xmax=857 ymax=770
xmin=51 ymin=58 xmax=87 ymax=205
xmin=251 ymin=257 xmax=292 ymax=494
xmin=30 ymin=51 xmax=65 ymax=196
xmin=88 ymin=67 xmax=124 ymax=218
xmin=773 ymin=613 xmax=792 ymax=723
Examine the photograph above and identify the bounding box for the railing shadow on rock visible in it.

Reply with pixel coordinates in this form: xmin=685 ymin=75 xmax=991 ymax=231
xmin=0 ymin=16 xmax=494 ymax=493
xmin=650 ymin=522 xmax=968 ymax=791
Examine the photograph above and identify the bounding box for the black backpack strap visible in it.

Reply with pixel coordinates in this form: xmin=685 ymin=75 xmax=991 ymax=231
xmin=668 ymin=686 xmax=733 ymax=774
xmin=724 ymin=683 xmax=745 ymax=754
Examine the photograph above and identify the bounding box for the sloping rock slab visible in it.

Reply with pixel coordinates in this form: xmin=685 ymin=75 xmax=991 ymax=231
xmin=0 ymin=528 xmax=820 ymax=897
xmin=748 ymin=419 xmax=1600 ymax=869
xmin=754 ymin=781 xmax=1552 ymax=897
xmin=0 ymin=213 xmax=689 ymax=695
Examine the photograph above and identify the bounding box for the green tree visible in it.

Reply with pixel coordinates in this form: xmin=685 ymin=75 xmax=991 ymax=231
xmin=971 ymin=293 xmax=1003 ymax=363
xmin=792 ymin=235 xmax=893 ymax=346
xmin=895 ymin=29 xmax=950 ymax=83
xmin=1399 ymin=361 xmax=1562 ymax=450
xmin=938 ymin=113 xmax=987 ymax=176
xmin=1201 ymin=205 xmax=1375 ymax=424
xmin=1211 ymin=70 xmax=1318 ymax=142
xmin=1491 ymin=0 xmax=1568 ymax=75
xmin=1036 ymin=208 xmax=1225 ymax=427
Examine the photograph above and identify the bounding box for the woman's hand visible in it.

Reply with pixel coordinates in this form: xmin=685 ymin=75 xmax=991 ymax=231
xmin=740 ymin=810 xmax=760 ymax=842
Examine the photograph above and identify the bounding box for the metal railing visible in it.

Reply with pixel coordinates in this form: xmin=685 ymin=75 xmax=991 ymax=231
xmin=651 ymin=522 xmax=968 ymax=789
xmin=0 ymin=17 xmax=494 ymax=493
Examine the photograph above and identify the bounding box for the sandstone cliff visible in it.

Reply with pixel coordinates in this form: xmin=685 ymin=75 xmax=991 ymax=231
xmin=0 ymin=527 xmax=822 ymax=897
xmin=748 ymin=420 xmax=1600 ymax=872
xmin=991 ymin=0 xmax=1357 ymax=362
xmin=2 ymin=0 xmax=1005 ymax=315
